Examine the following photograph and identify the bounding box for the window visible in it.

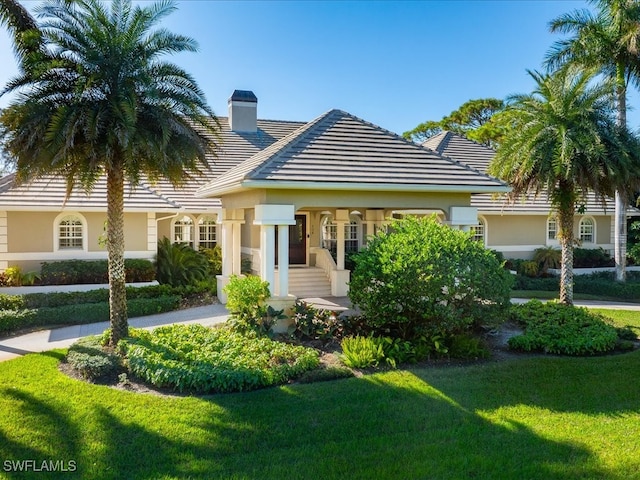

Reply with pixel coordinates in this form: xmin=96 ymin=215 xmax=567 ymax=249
xmin=321 ymin=215 xmax=337 ymax=254
xmin=198 ymin=216 xmax=217 ymax=249
xmin=173 ymin=215 xmax=194 ymax=247
xmin=57 ymin=214 xmax=85 ymax=250
xmin=321 ymin=213 xmax=362 ymax=260
xmin=579 ymin=217 xmax=595 ymax=243
xmin=547 ymin=217 xmax=558 ymax=241
xmin=345 ymin=216 xmax=361 ymax=254
xmin=471 ymin=218 xmax=485 ymax=244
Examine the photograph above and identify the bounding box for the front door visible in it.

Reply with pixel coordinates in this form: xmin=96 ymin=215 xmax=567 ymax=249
xmin=289 ymin=214 xmax=307 ymax=265
xmin=275 ymin=214 xmax=307 ymax=265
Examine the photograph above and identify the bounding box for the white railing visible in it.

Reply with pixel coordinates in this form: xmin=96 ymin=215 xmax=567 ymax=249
xmin=310 ymin=247 xmax=336 ymax=279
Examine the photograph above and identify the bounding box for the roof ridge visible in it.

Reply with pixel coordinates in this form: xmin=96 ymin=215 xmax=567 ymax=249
xmin=245 ymin=109 xmax=344 ymax=180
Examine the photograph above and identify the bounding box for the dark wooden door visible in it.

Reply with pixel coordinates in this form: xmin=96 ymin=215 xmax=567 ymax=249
xmin=289 ymin=215 xmax=307 ymax=264
xmin=275 ymin=214 xmax=307 ymax=265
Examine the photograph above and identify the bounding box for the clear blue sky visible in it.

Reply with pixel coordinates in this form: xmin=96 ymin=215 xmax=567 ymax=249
xmin=3 ymin=0 xmax=637 ymax=136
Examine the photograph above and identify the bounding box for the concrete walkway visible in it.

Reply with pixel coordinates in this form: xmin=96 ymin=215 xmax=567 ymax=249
xmin=0 ymin=292 xmax=637 ymax=363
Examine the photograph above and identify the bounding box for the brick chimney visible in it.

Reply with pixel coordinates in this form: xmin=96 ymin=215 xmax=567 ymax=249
xmin=228 ymin=90 xmax=257 ymax=132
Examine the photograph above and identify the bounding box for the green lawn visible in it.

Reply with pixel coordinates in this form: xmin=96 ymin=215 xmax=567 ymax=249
xmin=2 ymin=342 xmax=640 ymax=479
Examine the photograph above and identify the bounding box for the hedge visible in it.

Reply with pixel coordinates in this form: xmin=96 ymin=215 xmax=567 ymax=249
xmin=40 ymin=259 xmax=155 ymax=285
xmin=0 ymin=296 xmax=180 ymax=336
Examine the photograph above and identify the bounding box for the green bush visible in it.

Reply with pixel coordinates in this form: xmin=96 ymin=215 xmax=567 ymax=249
xmin=0 ymin=309 xmax=38 ymax=335
xmin=66 ymin=336 xmax=121 ymax=380
xmin=156 ymin=238 xmax=211 ymax=287
xmin=290 ymin=300 xmax=342 ymax=341
xmin=224 ymin=275 xmax=277 ymax=335
xmin=348 ymin=216 xmax=512 ymax=340
xmin=532 ymin=246 xmax=561 ymax=274
xmin=573 ymin=248 xmax=614 ymax=268
xmin=0 ymin=294 xmax=26 ymax=310
xmin=448 ymin=333 xmax=490 ymax=360
xmin=0 ymin=297 xmax=179 ymax=336
xmin=40 ymin=259 xmax=155 ymax=285
xmin=340 ymin=336 xmax=386 ymax=368
xmin=119 ymin=324 xmax=319 ymax=393
xmin=508 ymin=300 xmax=619 ymax=355
xmin=518 ymin=261 xmax=539 ymax=278
xmin=200 ymin=245 xmax=222 ymax=276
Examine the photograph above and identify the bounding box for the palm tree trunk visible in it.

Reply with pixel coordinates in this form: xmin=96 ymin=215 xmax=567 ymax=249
xmin=107 ymin=163 xmax=128 ymax=346
xmin=614 ymin=62 xmax=627 ymax=282
xmin=558 ymin=202 xmax=575 ymax=305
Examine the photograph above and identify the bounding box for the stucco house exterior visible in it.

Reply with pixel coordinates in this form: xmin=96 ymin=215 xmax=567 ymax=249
xmin=0 ymin=90 xmax=509 ymax=302
xmin=422 ymin=131 xmax=639 ymax=259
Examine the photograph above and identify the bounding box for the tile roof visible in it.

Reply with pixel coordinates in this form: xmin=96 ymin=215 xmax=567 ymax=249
xmin=0 ymin=117 xmax=304 ymax=211
xmin=422 ymin=130 xmax=639 ymax=215
xmin=198 ymin=110 xmax=509 ymax=197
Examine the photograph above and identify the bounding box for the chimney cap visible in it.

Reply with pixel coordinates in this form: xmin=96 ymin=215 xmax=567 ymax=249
xmin=229 ymin=90 xmax=257 ymax=103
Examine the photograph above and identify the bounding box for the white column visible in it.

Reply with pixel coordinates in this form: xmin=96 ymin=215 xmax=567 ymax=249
xmin=232 ymin=222 xmax=242 ymax=275
xmin=277 ymin=224 xmax=289 ymax=297
xmin=336 ymin=220 xmax=346 ymax=270
xmin=221 ymin=221 xmax=233 ymax=277
xmin=260 ymin=224 xmax=276 ymax=296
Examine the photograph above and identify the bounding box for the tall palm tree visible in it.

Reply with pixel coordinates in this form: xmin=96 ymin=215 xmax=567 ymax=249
xmin=0 ymin=0 xmax=220 ymax=345
xmin=489 ymin=69 xmax=640 ymax=305
xmin=546 ymin=0 xmax=640 ymax=282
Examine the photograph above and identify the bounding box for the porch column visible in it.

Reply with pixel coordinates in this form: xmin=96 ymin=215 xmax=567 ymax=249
xmin=364 ymin=209 xmax=385 ymax=245
xmin=277 ymin=225 xmax=289 ymax=297
xmin=254 ymin=204 xmax=296 ymax=298
xmin=221 ymin=221 xmax=233 ymax=277
xmin=216 ymin=209 xmax=245 ymax=304
xmin=260 ymin=225 xmax=276 ymax=295
xmin=335 ymin=209 xmax=349 ymax=270
xmin=232 ymin=221 xmax=242 ymax=275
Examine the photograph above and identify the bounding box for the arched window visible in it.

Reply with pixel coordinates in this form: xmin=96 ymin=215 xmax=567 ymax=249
xmin=579 ymin=217 xmax=595 ymax=244
xmin=55 ymin=213 xmax=86 ymax=251
xmin=173 ymin=215 xmax=194 ymax=247
xmin=198 ymin=215 xmax=217 ymax=249
xmin=321 ymin=213 xmax=362 ymax=259
xmin=471 ymin=217 xmax=486 ymax=244
xmin=547 ymin=216 xmax=558 ymax=241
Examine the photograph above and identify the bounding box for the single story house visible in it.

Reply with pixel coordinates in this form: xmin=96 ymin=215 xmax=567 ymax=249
xmin=0 ymin=90 xmax=509 ymax=302
xmin=422 ymin=131 xmax=640 ymax=259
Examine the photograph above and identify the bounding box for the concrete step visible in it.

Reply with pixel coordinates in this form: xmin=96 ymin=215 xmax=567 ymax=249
xmin=276 ymin=267 xmax=332 ymax=297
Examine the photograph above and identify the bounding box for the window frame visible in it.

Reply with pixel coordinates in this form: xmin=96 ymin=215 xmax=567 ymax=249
xmin=54 ymin=213 xmax=87 ymax=252
xmin=579 ymin=216 xmax=596 ymax=244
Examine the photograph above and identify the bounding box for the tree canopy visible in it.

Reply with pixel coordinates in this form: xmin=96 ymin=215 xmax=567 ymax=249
xmin=403 ymin=98 xmax=505 ymax=147
xmin=0 ymin=0 xmax=220 ymax=345
xmin=489 ymin=68 xmax=640 ymax=304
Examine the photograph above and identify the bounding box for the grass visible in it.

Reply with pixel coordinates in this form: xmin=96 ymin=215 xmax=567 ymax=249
xmin=2 ymin=344 xmax=640 ymax=479
xmin=512 ymin=290 xmax=640 ymax=302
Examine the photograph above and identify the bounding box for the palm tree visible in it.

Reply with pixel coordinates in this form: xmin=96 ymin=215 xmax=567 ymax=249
xmin=489 ymin=69 xmax=640 ymax=305
xmin=0 ymin=0 xmax=220 ymax=345
xmin=0 ymin=0 xmax=41 ymax=67
xmin=546 ymin=0 xmax=640 ymax=282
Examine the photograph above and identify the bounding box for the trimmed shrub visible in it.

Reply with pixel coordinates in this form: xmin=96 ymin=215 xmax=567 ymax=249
xmin=0 ymin=297 xmax=179 ymax=336
xmin=119 ymin=324 xmax=319 ymax=393
xmin=573 ymin=248 xmax=614 ymax=268
xmin=297 ymin=366 xmax=355 ymax=383
xmin=0 ymin=309 xmax=38 ymax=335
xmin=66 ymin=336 xmax=121 ymax=380
xmin=348 ymin=216 xmax=512 ymax=340
xmin=508 ymin=300 xmax=618 ymax=355
xmin=40 ymin=259 xmax=155 ymax=285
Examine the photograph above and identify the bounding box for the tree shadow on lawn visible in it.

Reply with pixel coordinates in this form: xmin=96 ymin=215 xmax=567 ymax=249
xmin=1 ymin=350 xmax=635 ymax=479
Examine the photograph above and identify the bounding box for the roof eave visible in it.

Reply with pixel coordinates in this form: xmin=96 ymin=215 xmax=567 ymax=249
xmin=240 ymin=180 xmax=510 ymax=194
